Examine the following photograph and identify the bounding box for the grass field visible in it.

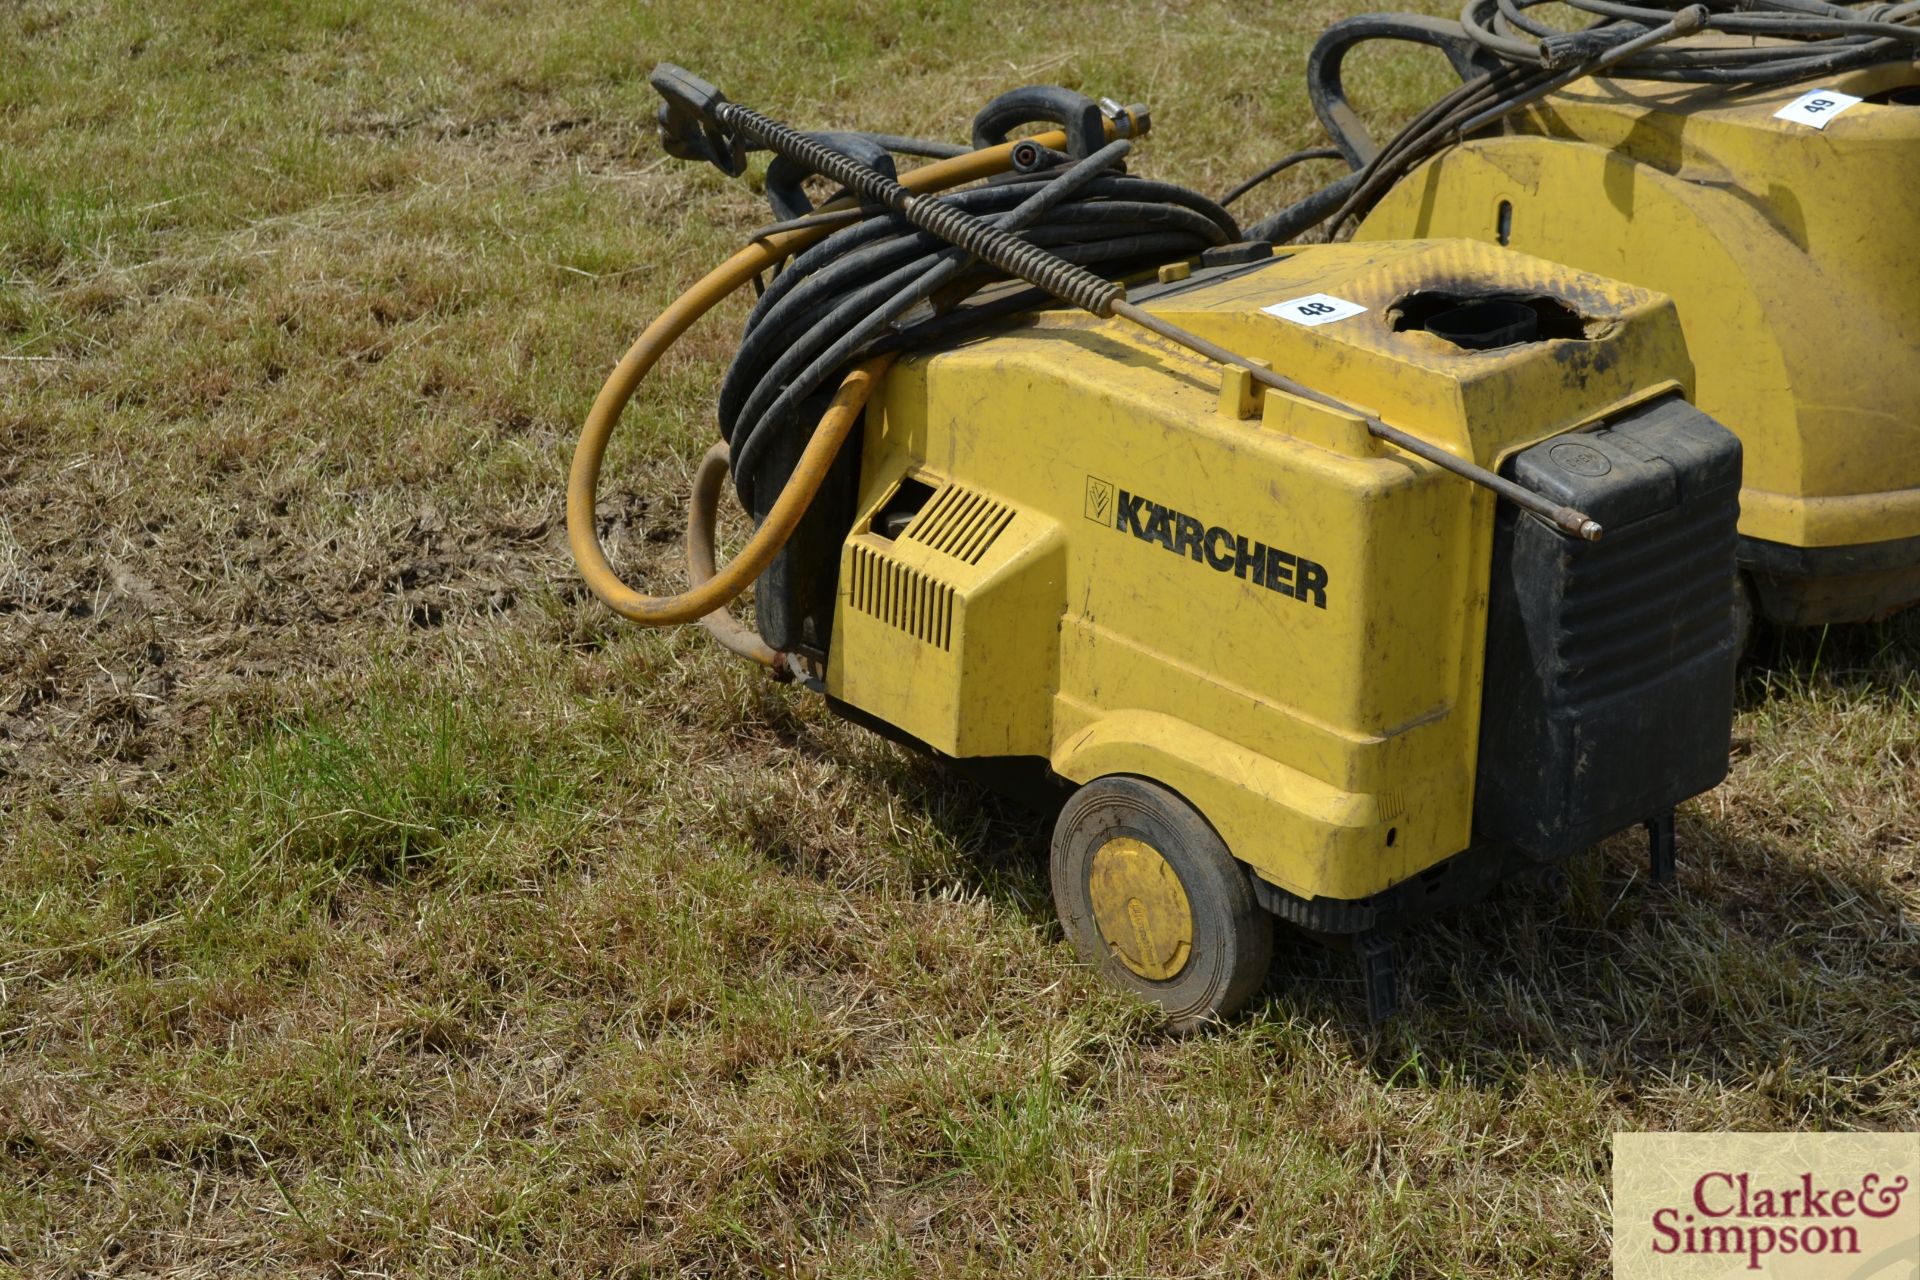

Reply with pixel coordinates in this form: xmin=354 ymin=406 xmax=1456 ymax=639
xmin=2 ymin=1 xmax=1917 ymax=1275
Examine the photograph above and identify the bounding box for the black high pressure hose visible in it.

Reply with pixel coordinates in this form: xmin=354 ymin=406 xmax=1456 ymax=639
xmin=1240 ymin=0 xmax=1920 ymax=243
xmin=1463 ymin=0 xmax=1920 ymax=84
xmin=716 ymin=94 xmax=1238 ymax=508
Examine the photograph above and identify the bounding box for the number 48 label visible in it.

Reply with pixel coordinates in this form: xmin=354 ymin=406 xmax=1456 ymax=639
xmin=1774 ymin=89 xmax=1864 ymax=130
xmin=1263 ymin=293 xmax=1368 ymax=327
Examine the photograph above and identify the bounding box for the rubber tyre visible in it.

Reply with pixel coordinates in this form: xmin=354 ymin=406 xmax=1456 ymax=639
xmin=1050 ymin=776 xmax=1272 ymax=1032
xmin=1732 ymin=569 xmax=1757 ymax=661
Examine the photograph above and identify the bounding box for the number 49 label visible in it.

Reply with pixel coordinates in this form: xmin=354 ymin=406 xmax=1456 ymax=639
xmin=1263 ymin=293 xmax=1368 ymax=327
xmin=1774 ymin=89 xmax=1863 ymax=130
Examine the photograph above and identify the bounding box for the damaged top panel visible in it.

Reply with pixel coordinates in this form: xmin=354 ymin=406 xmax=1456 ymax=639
xmin=1022 ymin=239 xmax=1688 ymax=468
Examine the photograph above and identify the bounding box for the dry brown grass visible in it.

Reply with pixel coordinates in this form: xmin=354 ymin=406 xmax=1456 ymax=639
xmin=1 ymin=1 xmax=1915 ymax=1276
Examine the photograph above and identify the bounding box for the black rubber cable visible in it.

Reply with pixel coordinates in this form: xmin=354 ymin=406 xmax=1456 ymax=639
xmin=1241 ymin=0 xmax=1919 ymax=244
xmin=720 ymin=172 xmax=1239 ymax=505
xmin=1462 ymin=0 xmax=1919 ymax=83
xmin=1219 ymin=146 xmax=1346 ymax=208
xmin=1251 ymin=59 xmax=1544 ymax=241
xmin=720 ymin=177 xmax=1234 ymax=442
xmin=728 ymin=140 xmax=1144 ymax=497
xmin=731 ymin=201 xmax=1229 ymax=452
xmin=727 ymin=198 xmax=1236 ymax=502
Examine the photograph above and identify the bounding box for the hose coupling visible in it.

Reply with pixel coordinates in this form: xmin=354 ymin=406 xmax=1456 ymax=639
xmin=1101 ymin=98 xmax=1153 ymax=139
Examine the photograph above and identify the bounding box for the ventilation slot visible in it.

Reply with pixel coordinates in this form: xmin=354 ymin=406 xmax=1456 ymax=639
xmin=903 ymin=484 xmax=1015 ymax=565
xmin=848 ymin=543 xmax=955 ymax=650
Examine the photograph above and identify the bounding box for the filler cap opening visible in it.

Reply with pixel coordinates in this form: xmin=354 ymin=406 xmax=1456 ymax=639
xmin=1390 ymin=290 xmax=1598 ymax=350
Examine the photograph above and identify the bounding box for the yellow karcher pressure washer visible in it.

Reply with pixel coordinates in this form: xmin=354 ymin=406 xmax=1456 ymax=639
xmin=570 ymin=66 xmax=1744 ymax=1027
xmin=1238 ymin=0 xmax=1920 ymax=627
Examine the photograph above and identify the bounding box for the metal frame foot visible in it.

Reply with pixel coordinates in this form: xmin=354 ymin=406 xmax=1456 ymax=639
xmin=1357 ymin=931 xmax=1399 ymax=1025
xmin=1646 ymin=810 xmax=1676 ymax=884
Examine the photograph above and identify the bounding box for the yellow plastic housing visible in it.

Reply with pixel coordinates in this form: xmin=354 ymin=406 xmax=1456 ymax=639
xmin=825 ymin=240 xmax=1692 ymax=905
xmin=1355 ymin=67 xmax=1920 ymax=581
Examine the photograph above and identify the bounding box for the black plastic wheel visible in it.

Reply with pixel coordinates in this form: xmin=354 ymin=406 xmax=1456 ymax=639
xmin=1050 ymin=776 xmax=1272 ymax=1032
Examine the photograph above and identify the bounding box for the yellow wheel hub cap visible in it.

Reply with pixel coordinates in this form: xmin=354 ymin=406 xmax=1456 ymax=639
xmin=1087 ymin=836 xmax=1193 ymax=981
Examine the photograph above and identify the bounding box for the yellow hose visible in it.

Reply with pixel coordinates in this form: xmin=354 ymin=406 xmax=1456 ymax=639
xmin=684 ymin=441 xmax=782 ymax=669
xmin=677 ymin=356 xmax=890 ymax=665
xmin=565 ymin=128 xmax=1084 ymax=628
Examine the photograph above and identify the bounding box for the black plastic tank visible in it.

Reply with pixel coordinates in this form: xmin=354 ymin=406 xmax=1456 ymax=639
xmin=1473 ymin=396 xmax=1743 ymax=860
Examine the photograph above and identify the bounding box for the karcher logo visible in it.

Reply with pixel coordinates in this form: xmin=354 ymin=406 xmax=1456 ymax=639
xmin=1084 ymin=476 xmax=1116 ymax=526
xmin=1087 ymin=477 xmax=1328 ymax=609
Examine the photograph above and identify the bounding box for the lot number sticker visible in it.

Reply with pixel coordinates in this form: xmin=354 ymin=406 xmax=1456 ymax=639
xmin=1264 ymin=293 xmax=1368 ymax=327
xmin=1773 ymin=89 xmax=1863 ymax=129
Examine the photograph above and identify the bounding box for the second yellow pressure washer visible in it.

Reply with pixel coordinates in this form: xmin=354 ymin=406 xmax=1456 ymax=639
xmin=571 ymin=68 xmax=1744 ymax=1027
xmin=1241 ymin=0 xmax=1920 ymax=627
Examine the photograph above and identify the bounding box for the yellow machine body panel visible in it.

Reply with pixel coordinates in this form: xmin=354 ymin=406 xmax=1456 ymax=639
xmin=824 ymin=239 xmax=1694 ymax=905
xmin=1356 ymin=66 xmax=1920 ymax=566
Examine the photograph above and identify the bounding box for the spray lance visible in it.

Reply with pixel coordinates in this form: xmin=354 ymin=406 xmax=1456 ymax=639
xmin=646 ymin=63 xmax=1605 ymax=542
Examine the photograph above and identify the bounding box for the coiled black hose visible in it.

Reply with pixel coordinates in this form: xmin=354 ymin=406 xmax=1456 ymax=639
xmin=1241 ymin=0 xmax=1920 ymax=243
xmin=654 ymin=75 xmax=1240 ymax=506
xmin=1464 ymin=0 xmax=1920 ymax=84
xmin=721 ymin=163 xmax=1238 ymax=506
